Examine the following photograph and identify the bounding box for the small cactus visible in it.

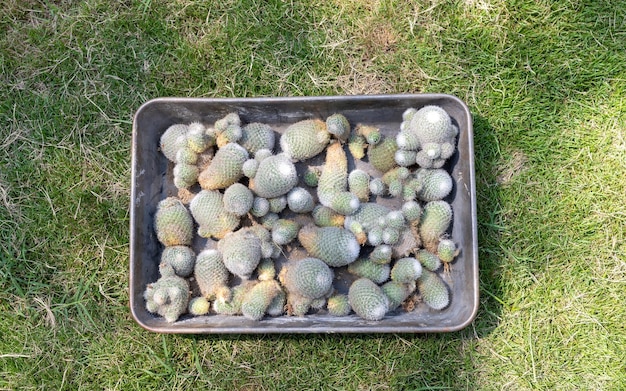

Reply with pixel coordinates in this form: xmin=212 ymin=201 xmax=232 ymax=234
xmin=154 ymin=197 xmax=194 ymax=247
xmin=279 ymin=257 xmax=334 ymax=299
xmin=348 ymin=278 xmax=389 ymax=321
xmin=311 ymin=205 xmax=345 ymax=227
xmin=198 ymin=143 xmax=249 ymax=190
xmin=268 ymin=196 xmax=288 ymax=214
xmin=347 ymin=258 xmax=390 ymax=284
xmin=367 ymin=136 xmax=398 ymax=173
xmin=415 ymin=168 xmax=453 ymax=202
xmin=355 ymin=124 xmax=382 ymax=145
xmin=144 ymin=274 xmax=190 ymax=323
xmin=188 ymin=297 xmax=211 ymax=316
xmin=326 ymin=294 xmax=351 ymax=316
xmin=250 ymin=153 xmax=298 ymax=198
xmin=390 ymin=257 xmax=422 ymax=283
xmin=318 ymin=142 xmax=360 ymax=216
xmin=218 ymin=228 xmax=262 ymax=280
xmin=298 ymin=224 xmax=360 ymax=267
xmin=348 ymin=133 xmax=367 ymax=160
xmin=161 ymin=245 xmax=195 ymax=277
xmin=417 ymin=269 xmax=449 ymax=310
xmin=419 ymin=200 xmax=453 ymax=253
xmin=271 ymin=219 xmax=300 ymax=245
xmin=280 ymin=119 xmax=330 ymax=161
xmin=326 ymin=113 xmax=351 ymax=142
xmin=286 ymin=187 xmax=315 ymax=213
xmin=239 ymin=122 xmax=276 ymax=154
xmin=241 ymin=280 xmax=283 ymax=321
xmin=415 ymin=249 xmax=442 ymax=272
xmin=189 ymin=190 xmax=240 ymax=239
xmin=437 ymin=239 xmax=458 ymax=263
xmin=223 ymin=183 xmax=254 ymax=216
xmin=381 ymin=281 xmax=414 ymax=310
xmin=160 ymin=124 xmax=188 ymax=162
xmin=194 ymin=249 xmax=230 ymax=300
xmin=348 ymin=169 xmax=370 ymax=202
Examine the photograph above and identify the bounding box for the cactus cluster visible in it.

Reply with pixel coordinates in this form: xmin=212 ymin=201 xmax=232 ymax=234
xmin=146 ymin=106 xmax=460 ymax=323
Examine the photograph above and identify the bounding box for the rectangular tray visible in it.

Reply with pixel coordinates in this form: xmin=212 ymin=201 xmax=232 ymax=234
xmin=130 ymin=94 xmax=478 ymax=333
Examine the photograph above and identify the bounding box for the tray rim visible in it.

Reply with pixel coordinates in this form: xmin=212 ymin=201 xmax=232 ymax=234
xmin=130 ymin=93 xmax=478 ymax=334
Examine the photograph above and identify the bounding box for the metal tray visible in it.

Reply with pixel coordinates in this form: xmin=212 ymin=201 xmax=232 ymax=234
xmin=130 ymin=94 xmax=477 ymax=333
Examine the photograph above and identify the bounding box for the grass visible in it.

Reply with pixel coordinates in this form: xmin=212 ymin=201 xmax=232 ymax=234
xmin=1 ymin=0 xmax=625 ymax=389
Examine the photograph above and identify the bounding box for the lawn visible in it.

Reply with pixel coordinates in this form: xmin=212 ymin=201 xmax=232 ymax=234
xmin=1 ymin=0 xmax=625 ymax=389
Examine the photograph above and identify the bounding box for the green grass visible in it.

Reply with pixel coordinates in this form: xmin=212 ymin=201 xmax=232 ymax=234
xmin=1 ymin=0 xmax=625 ymax=389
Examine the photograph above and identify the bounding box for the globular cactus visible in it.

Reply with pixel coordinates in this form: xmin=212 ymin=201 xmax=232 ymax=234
xmin=250 ymin=196 xmax=270 ymax=217
xmin=239 ymin=122 xmax=275 ymax=154
xmin=286 ymin=293 xmax=313 ymax=317
xmin=189 ymin=190 xmax=239 ymax=239
xmin=161 ymin=245 xmax=195 ymax=277
xmin=223 ymin=183 xmax=254 ymax=216
xmin=381 ymin=280 xmax=415 ymax=310
xmin=188 ymin=296 xmax=211 ymax=316
xmin=326 ymin=294 xmax=351 ymax=316
xmin=287 ymin=187 xmax=315 ymax=213
xmin=198 ymin=143 xmax=248 ymax=190
xmin=154 ymin=197 xmax=194 ymax=246
xmin=216 ymin=123 xmax=242 ymax=148
xmin=390 ymin=257 xmax=422 ymax=283
xmin=298 ymin=224 xmax=360 ymax=267
xmin=311 ymin=205 xmax=345 ymax=227
xmin=266 ymin=288 xmax=287 ymax=317
xmin=344 ymin=202 xmax=390 ymax=235
xmin=326 ymin=113 xmax=351 ymax=142
xmin=254 ymin=148 xmax=273 ymax=161
xmin=396 ymin=130 xmax=420 ymax=151
xmin=256 ymin=258 xmax=276 ymax=281
xmin=160 ymin=124 xmax=188 ymax=162
xmin=385 ymin=210 xmax=405 ymax=229
xmin=271 ymin=219 xmax=300 ymax=245
xmin=214 ymin=112 xmax=240 ymax=132
xmin=218 ymin=228 xmax=262 ymax=280
xmin=394 ymin=149 xmax=417 ymax=167
xmin=175 ymin=147 xmax=198 ymax=165
xmin=348 ymin=169 xmax=370 ymax=202
xmin=242 ymin=158 xmax=259 ymax=178
xmin=408 ymin=105 xmax=453 ymax=144
xmin=259 ymin=212 xmax=279 ymax=230
xmin=347 ymin=258 xmax=390 ymax=284
xmin=250 ymin=153 xmax=298 ymax=198
xmin=419 ymin=200 xmax=453 ymax=253
xmin=415 ymin=249 xmax=442 ymax=272
xmin=144 ymin=274 xmax=190 ymax=323
xmin=402 ymin=201 xmax=422 ymax=223
xmin=187 ymin=122 xmax=214 ymax=153
xmin=417 ymin=269 xmax=449 ymax=310
xmin=269 ymin=196 xmax=288 ymax=214
xmin=367 ymin=226 xmax=384 ymax=246
xmin=303 ymin=166 xmax=322 ymax=187
xmin=414 ymin=168 xmax=453 ymax=202
xmin=194 ymin=249 xmax=230 ymax=300
xmin=241 ymin=280 xmax=283 ymax=321
xmin=173 ymin=163 xmax=199 ymax=189
xmin=213 ymin=281 xmax=255 ymax=315
xmin=369 ymin=244 xmax=392 ymax=265
xmin=318 ymin=142 xmax=360 ymax=216
xmin=437 ymin=239 xmax=458 ymax=263
xmin=403 ymin=107 xmax=418 ymax=122
xmin=368 ymin=177 xmax=386 ymax=196
xmin=279 ymin=257 xmax=334 ymax=299
xmin=348 ymin=133 xmax=367 ymax=160
xmin=367 ymin=136 xmax=398 ymax=173
xmin=348 ymin=278 xmax=389 ymax=321
xmin=280 ymin=119 xmax=330 ymax=161
xmin=355 ymin=124 xmax=382 ymax=145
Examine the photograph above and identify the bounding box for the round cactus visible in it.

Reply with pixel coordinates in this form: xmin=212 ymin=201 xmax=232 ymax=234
xmin=194 ymin=249 xmax=230 ymax=300
xmin=347 ymin=258 xmax=390 ymax=284
xmin=402 ymin=201 xmax=422 ymax=222
xmin=419 ymin=200 xmax=453 ymax=252
xmin=348 ymin=133 xmax=367 ymax=160
xmin=326 ymin=294 xmax=351 ymax=316
xmin=213 ymin=281 xmax=254 ymax=316
xmin=280 ymin=119 xmax=330 ymax=161
xmin=256 ymin=258 xmax=276 ymax=281
xmin=160 ymin=124 xmax=188 ymax=162
xmin=187 ymin=122 xmax=214 ymax=153
xmin=250 ymin=153 xmax=298 ymax=198
xmin=173 ymin=163 xmax=199 ymax=189
xmin=348 ymin=169 xmax=370 ymax=202
xmin=214 ymin=112 xmax=241 ymax=132
xmin=286 ymin=187 xmax=315 ymax=213
xmin=188 ymin=296 xmax=211 ymax=316
xmin=415 ymin=249 xmax=442 ymax=272
xmin=250 ymin=196 xmax=270 ymax=217
xmin=189 ymin=190 xmax=240 ymax=239
xmin=280 ymin=257 xmax=334 ymax=299
xmin=396 ymin=130 xmax=420 ymax=151
xmin=368 ymin=177 xmax=386 ymax=196
xmin=175 ymin=147 xmax=198 ymax=165
xmin=381 ymin=281 xmax=414 ymax=310
xmin=161 ymin=245 xmax=195 ymax=277
xmin=417 ymin=269 xmax=449 ymax=310
xmin=298 ymin=224 xmax=360 ymax=267
xmin=367 ymin=136 xmax=398 ymax=173
xmin=198 ymin=142 xmax=248 ymax=190
xmin=268 ymin=196 xmax=288 ymax=214
xmin=390 ymin=257 xmax=422 ymax=283
xmin=241 ymin=280 xmax=283 ymax=321
xmin=242 ymin=158 xmax=259 ymax=178
xmin=223 ymin=183 xmax=254 ymax=216
xmin=326 ymin=113 xmax=351 ymax=142
xmin=355 ymin=124 xmax=382 ymax=145
xmin=266 ymin=289 xmax=287 ymax=317
xmin=271 ymin=219 xmax=300 ymax=245
xmin=408 ymin=105 xmax=453 ymax=144
xmin=218 ymin=228 xmax=262 ymax=280
xmin=437 ymin=239 xmax=458 ymax=263
xmin=144 ymin=274 xmax=190 ymax=323
xmin=348 ymin=278 xmax=389 ymax=321
xmin=394 ymin=149 xmax=417 ymax=167
xmin=311 ymin=205 xmax=345 ymax=227
xmin=369 ymin=244 xmax=392 ymax=265
xmin=154 ymin=197 xmax=194 ymax=247
xmin=239 ymin=122 xmax=276 ymax=154
xmin=415 ymin=168 xmax=453 ymax=202
xmin=303 ymin=166 xmax=321 ymax=187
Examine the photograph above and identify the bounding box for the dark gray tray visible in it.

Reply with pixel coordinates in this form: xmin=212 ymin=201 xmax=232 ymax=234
xmin=130 ymin=94 xmax=477 ymax=333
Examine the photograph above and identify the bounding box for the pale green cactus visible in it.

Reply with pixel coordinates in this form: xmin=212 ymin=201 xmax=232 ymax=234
xmin=402 ymin=107 xmax=418 ymax=122
xmin=348 ymin=278 xmax=389 ymax=321
xmin=415 ymin=249 xmax=442 ymax=272
xmin=198 ymin=142 xmax=248 ymax=190
xmin=241 ymin=280 xmax=283 ymax=321
xmin=318 ymin=142 xmax=360 ymax=216
xmin=348 ymin=169 xmax=370 ymax=202
xmin=271 ymin=219 xmax=300 ymax=245
xmin=254 ymin=148 xmax=273 ymax=161
xmin=355 ymin=124 xmax=382 ymax=145
xmin=369 ymin=244 xmax=392 ymax=265
xmin=348 ymin=133 xmax=367 ymax=160
xmin=250 ymin=153 xmax=298 ymax=198
xmin=268 ymin=196 xmax=288 ymax=214
xmin=343 ymin=202 xmax=391 ymax=239
xmin=250 ymin=196 xmax=270 ymax=217
xmin=417 ymin=269 xmax=449 ymax=310
xmin=326 ymin=113 xmax=351 ymax=142
xmin=326 ymin=294 xmax=351 ymax=316
xmin=408 ymin=105 xmax=453 ymax=144
xmin=259 ymin=212 xmax=279 ymax=230
xmin=381 ymin=280 xmax=414 ymax=310
xmin=256 ymin=258 xmax=276 ymax=281
xmin=390 ymin=257 xmax=422 ymax=283
xmin=154 ymin=197 xmax=194 ymax=246
xmin=175 ymin=147 xmax=198 ymax=165
xmin=218 ymin=228 xmax=262 ymax=280
xmin=394 ymin=149 xmax=417 ymax=167
xmin=280 ymin=119 xmax=330 ymax=161
xmin=286 ymin=187 xmax=315 ymax=213
xmin=239 ymin=122 xmax=276 ymax=154
xmin=223 ymin=183 xmax=254 ymax=217
xmin=189 ymin=190 xmax=240 ymax=239
xmin=194 ymin=249 xmax=230 ymax=300
xmin=303 ymin=166 xmax=321 ymax=187
xmin=368 ymin=177 xmax=386 ymax=196
xmin=419 ymin=200 xmax=453 ymax=253
xmin=144 ymin=274 xmax=190 ymax=323
xmin=367 ymin=227 xmax=383 ymax=246
xmin=348 ymin=258 xmax=390 ymax=284
xmin=242 ymin=158 xmax=259 ymax=178
xmin=266 ymin=288 xmax=287 ymax=317
xmin=279 ymin=257 xmax=334 ymax=299
xmin=402 ymin=201 xmax=422 ymax=222
xmin=437 ymin=239 xmax=458 ymax=263
xmin=415 ymin=168 xmax=453 ymax=202
xmin=160 ymin=123 xmax=188 ymax=162
xmin=214 ymin=112 xmax=241 ymax=133
xmin=382 ymin=227 xmax=400 ymax=245
xmin=396 ymin=130 xmax=420 ymax=151
xmin=385 ymin=211 xmax=406 ymax=229
xmin=213 ymin=281 xmax=255 ymax=315
xmin=187 ymin=122 xmax=214 ymax=153
xmin=311 ymin=205 xmax=345 ymax=227
xmin=161 ymin=245 xmax=195 ymax=277
xmin=188 ymin=296 xmax=211 ymax=316
xmin=367 ymin=136 xmax=398 ymax=173
xmin=298 ymin=224 xmax=360 ymax=267
xmin=286 ymin=293 xmax=313 ymax=317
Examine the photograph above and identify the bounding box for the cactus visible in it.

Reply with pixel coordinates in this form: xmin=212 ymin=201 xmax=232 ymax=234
xmin=367 ymin=136 xmax=398 ymax=173
xmin=216 ymin=123 xmax=242 ymax=148
xmin=391 ymin=229 xmax=420 ymax=259
xmin=298 ymin=224 xmax=360 ymax=267
xmin=241 ymin=280 xmax=283 ymax=321
xmin=175 ymin=147 xmax=198 ymax=165
xmin=348 ymin=258 xmax=390 ymax=284
xmin=415 ymin=249 xmax=442 ymax=272
xmin=303 ymin=166 xmax=321 ymax=187
xmin=381 ymin=281 xmax=414 ymax=310
xmin=369 ymin=244 xmax=392 ymax=265
xmin=160 ymin=124 xmax=188 ymax=162
xmin=213 ymin=281 xmax=255 ymax=315
xmin=173 ymin=163 xmax=199 ymax=189
xmin=326 ymin=113 xmax=351 ymax=142
xmin=198 ymin=143 xmax=249 ymax=190
xmin=326 ymin=294 xmax=351 ymax=316
xmin=402 ymin=201 xmax=422 ymax=222
xmin=259 ymin=212 xmax=279 ymax=230
xmin=239 ymin=122 xmax=275 ymax=154
xmin=417 ymin=269 xmax=449 ymax=310
xmin=355 ymin=124 xmax=382 ymax=145
xmin=161 ymin=245 xmax=195 ymax=277
xmin=250 ymin=196 xmax=270 ymax=217
xmin=214 ymin=112 xmax=241 ymax=132
xmin=396 ymin=130 xmax=420 ymax=151
xmin=254 ymin=148 xmax=273 ymax=161
xmin=382 ymin=227 xmax=400 ymax=245
xmin=271 ymin=219 xmax=300 ymax=245
xmin=394 ymin=149 xmax=417 ymax=167
xmin=311 ymin=205 xmax=345 ymax=227
xmin=223 ymin=183 xmax=254 ymax=216
xmin=286 ymin=187 xmax=315 ymax=213
xmin=256 ymin=258 xmax=276 ymax=281
xmin=266 ymin=289 xmax=287 ymax=316
xmin=415 ymin=168 xmax=453 ymax=202
xmin=403 ymin=107 xmax=418 ymax=122
xmin=188 ymin=296 xmax=211 ymax=316
xmin=250 ymin=153 xmax=298 ymax=198
xmin=154 ymin=197 xmax=194 ymax=246
xmin=368 ymin=177 xmax=386 ymax=196
xmin=268 ymin=196 xmax=288 ymax=214
xmin=318 ymin=142 xmax=360 ymax=216
xmin=242 ymin=158 xmax=259 ymax=178
xmin=385 ymin=211 xmax=406 ymax=229
xmin=406 ymin=106 xmax=457 ymax=168
xmin=437 ymin=239 xmax=458 ymax=263
xmin=390 ymin=257 xmax=422 ymax=283
xmin=217 ymin=228 xmax=262 ymax=280
xmin=287 ymin=293 xmax=313 ymax=316
xmin=419 ymin=200 xmax=453 ymax=252
xmin=348 ymin=278 xmax=389 ymax=321
xmin=348 ymin=133 xmax=367 ymax=160
xmin=187 ymin=122 xmax=214 ymax=153
xmin=279 ymin=257 xmax=334 ymax=299
xmin=194 ymin=249 xmax=230 ymax=300
xmin=280 ymin=119 xmax=330 ymax=161
xmin=189 ymin=190 xmax=240 ymax=239
xmin=343 ymin=202 xmax=391 ymax=239
xmin=348 ymin=169 xmax=370 ymax=202
xmin=367 ymin=226 xmax=383 ymax=246
xmin=144 ymin=274 xmax=190 ymax=323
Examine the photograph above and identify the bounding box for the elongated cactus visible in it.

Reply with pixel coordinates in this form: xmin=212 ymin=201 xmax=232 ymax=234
xmin=189 ymin=190 xmax=240 ymax=239
xmin=279 ymin=257 xmax=334 ymax=299
xmin=419 ymin=200 xmax=453 ymax=253
xmin=348 ymin=278 xmax=389 ymax=321
xmin=194 ymin=249 xmax=230 ymax=300
xmin=154 ymin=197 xmax=194 ymax=247
xmin=250 ymin=153 xmax=298 ymax=198
xmin=318 ymin=142 xmax=360 ymax=216
xmin=280 ymin=119 xmax=330 ymax=161
xmin=218 ymin=228 xmax=262 ymax=280
xmin=298 ymin=224 xmax=360 ymax=267
xmin=198 ymin=143 xmax=248 ymax=190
